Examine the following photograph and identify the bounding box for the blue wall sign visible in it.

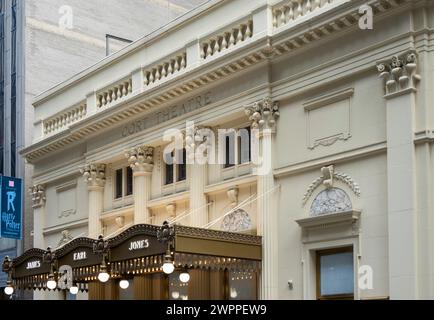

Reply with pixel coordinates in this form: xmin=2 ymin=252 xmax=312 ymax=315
xmin=0 ymin=176 xmax=22 ymax=239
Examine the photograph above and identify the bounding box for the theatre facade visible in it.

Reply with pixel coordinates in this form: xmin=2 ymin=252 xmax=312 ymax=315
xmin=3 ymin=0 xmax=434 ymax=300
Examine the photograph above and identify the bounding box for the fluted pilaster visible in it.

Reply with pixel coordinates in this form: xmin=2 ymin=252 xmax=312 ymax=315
xmin=81 ymin=163 xmax=106 ymax=238
xmin=245 ymin=97 xmax=279 ymax=300
xmin=186 ymin=126 xmax=212 ymax=227
xmin=29 ymin=185 xmax=46 ymax=249
xmin=125 ymin=146 xmax=154 ymax=224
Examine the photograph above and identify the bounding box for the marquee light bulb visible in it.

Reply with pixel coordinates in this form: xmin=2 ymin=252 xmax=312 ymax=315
xmin=69 ymin=286 xmax=79 ymax=295
xmin=162 ymin=262 xmax=175 ymax=274
xmin=4 ymin=286 xmax=14 ymax=295
xmin=179 ymin=271 xmax=190 ymax=283
xmin=98 ymin=272 xmax=110 ymax=283
xmin=47 ymin=279 xmax=57 ymax=290
xmin=119 ymin=280 xmax=129 ymax=290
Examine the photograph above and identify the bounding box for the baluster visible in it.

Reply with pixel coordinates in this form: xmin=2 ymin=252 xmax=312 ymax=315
xmin=129 ymin=79 xmax=132 ymax=92
xmin=280 ymin=8 xmax=286 ymax=26
xmin=155 ymin=67 xmax=161 ymax=80
xmin=288 ymin=4 xmax=294 ymax=21
xmin=236 ymin=27 xmax=243 ymax=43
xmin=315 ymin=0 xmax=321 ymax=9
xmin=97 ymin=95 xmax=102 ymax=108
xmin=229 ymin=30 xmax=236 ymax=46
xmin=168 ymin=60 xmax=173 ymax=74
xmin=107 ymin=91 xmax=112 ymax=103
xmin=101 ymin=93 xmax=107 ymax=106
xmin=206 ymin=42 xmax=213 ymax=56
xmin=200 ymin=45 xmax=206 ymax=59
xmin=174 ymin=57 xmax=180 ymax=71
xmin=112 ymin=88 xmax=117 ymax=101
xmin=246 ymin=22 xmax=252 ymax=38
xmin=216 ymin=37 xmax=222 ymax=52
xmin=117 ymin=85 xmax=122 ymax=98
xmin=306 ymin=0 xmax=312 ymax=12
xmin=180 ymin=54 xmax=186 ymax=68
xmin=221 ymin=33 xmax=228 ymax=49
xmin=273 ymin=11 xmax=277 ymax=28
xmin=161 ymin=64 xmax=167 ymax=78
xmin=149 ymin=70 xmax=155 ymax=83
xmin=297 ymin=0 xmax=303 ymax=18
xmin=144 ymin=72 xmax=150 ymax=85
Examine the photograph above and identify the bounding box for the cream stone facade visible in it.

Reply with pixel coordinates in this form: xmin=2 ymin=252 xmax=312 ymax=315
xmin=20 ymin=0 xmax=434 ymax=300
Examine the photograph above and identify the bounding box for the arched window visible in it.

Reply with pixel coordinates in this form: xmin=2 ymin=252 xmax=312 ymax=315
xmin=310 ymin=188 xmax=352 ymax=216
xmin=221 ymin=209 xmax=252 ymax=232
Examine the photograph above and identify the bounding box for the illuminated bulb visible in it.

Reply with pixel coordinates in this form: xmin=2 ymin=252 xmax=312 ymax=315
xmin=69 ymin=286 xmax=79 ymax=295
xmin=179 ymin=271 xmax=190 ymax=283
xmin=162 ymin=262 xmax=175 ymax=275
xmin=119 ymin=280 xmax=129 ymax=290
xmin=47 ymin=279 xmax=57 ymax=290
xmin=172 ymin=291 xmax=180 ymax=299
xmin=4 ymin=286 xmax=14 ymax=295
xmin=230 ymin=288 xmax=238 ymax=299
xmin=98 ymin=272 xmax=110 ymax=283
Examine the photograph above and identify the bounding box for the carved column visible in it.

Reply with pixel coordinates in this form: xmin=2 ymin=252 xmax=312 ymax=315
xmin=186 ymin=126 xmax=212 ymax=227
xmin=81 ymin=163 xmax=106 ymax=238
xmin=126 ymin=146 xmax=154 ymax=224
xmin=30 ymin=185 xmax=46 ymax=249
xmin=377 ymin=51 xmax=420 ymax=299
xmin=245 ymin=97 xmax=279 ymax=300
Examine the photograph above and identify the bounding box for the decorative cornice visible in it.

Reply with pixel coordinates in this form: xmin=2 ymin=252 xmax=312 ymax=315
xmin=125 ymin=146 xmax=154 ymax=173
xmin=55 ymin=237 xmax=95 ymax=258
xmin=174 ymin=225 xmax=262 ymax=246
xmin=12 ymin=248 xmax=46 ymax=266
xmin=80 ymin=163 xmax=106 ymax=188
xmin=29 ymin=185 xmax=46 ymax=208
xmin=245 ymin=97 xmax=280 ymax=131
xmin=302 ymin=165 xmax=360 ymax=205
xmin=376 ymin=50 xmax=421 ymax=97
xmin=108 ymin=224 xmax=160 ymax=247
xmin=21 ymin=0 xmax=410 ymax=163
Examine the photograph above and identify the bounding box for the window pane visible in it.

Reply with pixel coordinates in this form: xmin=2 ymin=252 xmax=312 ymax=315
xmin=320 ymin=251 xmax=354 ymax=296
xmin=224 ymin=133 xmax=235 ymax=168
xmin=239 ymin=127 xmax=251 ymax=164
xmin=118 ymin=280 xmax=134 ymax=300
xmin=177 ymin=149 xmax=186 ymax=182
xmin=228 ymin=271 xmax=257 ymax=300
xmin=169 ymin=272 xmax=189 ymax=300
xmin=115 ymin=169 xmax=123 ymax=199
xmin=164 ymin=151 xmax=174 ymax=185
xmin=126 ymin=166 xmax=133 ymax=196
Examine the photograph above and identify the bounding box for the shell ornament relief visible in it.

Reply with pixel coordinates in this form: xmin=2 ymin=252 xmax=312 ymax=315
xmin=221 ymin=209 xmax=252 ymax=232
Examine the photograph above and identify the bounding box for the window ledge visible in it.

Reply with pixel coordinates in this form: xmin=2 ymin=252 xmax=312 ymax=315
xmin=295 ymin=210 xmax=361 ymax=230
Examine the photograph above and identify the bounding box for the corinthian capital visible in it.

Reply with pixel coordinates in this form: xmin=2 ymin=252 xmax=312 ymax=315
xmin=245 ymin=97 xmax=280 ymax=131
xmin=376 ymin=51 xmax=421 ymax=96
xmin=80 ymin=163 xmax=106 ymax=187
xmin=29 ymin=185 xmax=46 ymax=208
xmin=125 ymin=146 xmax=154 ymax=173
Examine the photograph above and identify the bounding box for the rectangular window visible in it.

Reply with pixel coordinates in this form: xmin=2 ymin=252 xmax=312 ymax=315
xmin=238 ymin=127 xmax=251 ymax=164
xmin=177 ymin=148 xmax=186 ymax=182
xmin=164 ymin=149 xmax=187 ymax=185
xmin=126 ymin=166 xmax=133 ymax=196
xmin=115 ymin=168 xmax=123 ymax=199
xmin=316 ymin=247 xmax=354 ymax=300
xmin=164 ymin=151 xmax=174 ymax=185
xmin=224 ymin=133 xmax=236 ymax=168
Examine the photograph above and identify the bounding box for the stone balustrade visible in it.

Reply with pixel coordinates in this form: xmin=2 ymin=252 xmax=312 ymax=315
xmin=200 ymin=19 xmax=253 ymax=60
xmin=96 ymin=77 xmax=133 ymax=109
xmin=273 ymin=0 xmax=335 ymax=29
xmin=143 ymin=52 xmax=187 ymax=87
xmin=43 ymin=102 xmax=87 ymax=135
